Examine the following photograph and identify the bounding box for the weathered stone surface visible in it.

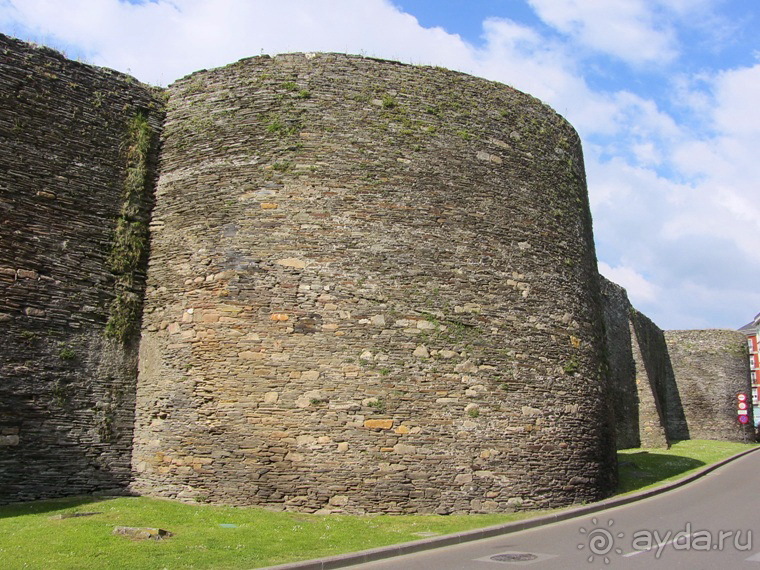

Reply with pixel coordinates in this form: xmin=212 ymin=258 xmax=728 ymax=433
xmin=600 ymin=277 xmax=672 ymax=449
xmin=275 ymin=258 xmax=307 ymax=269
xmin=328 ymin=495 xmax=349 ymax=507
xmin=130 ymin=52 xmax=616 ymax=514
xmin=263 ymin=391 xmax=279 ymax=404
xmin=665 ymin=329 xmax=754 ymax=441
xmin=0 ymin=435 xmax=20 ymax=446
xmin=0 ymin=33 xmax=163 ymax=504
xmin=16 ymin=269 xmax=38 ymax=280
xmin=412 ymin=345 xmax=430 ymax=358
xmin=599 ymin=278 xmax=641 ymax=449
xmin=10 ymin=37 xmax=744 ymax=513
xmin=600 ymin=277 xmax=752 ymax=447
xmin=631 ymin=312 xmax=676 ymax=448
xmin=364 ymin=419 xmax=394 ymax=430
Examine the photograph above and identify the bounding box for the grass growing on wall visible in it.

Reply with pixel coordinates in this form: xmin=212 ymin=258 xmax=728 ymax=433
xmin=105 ymin=113 xmax=154 ymax=341
xmin=0 ymin=441 xmax=756 ymax=569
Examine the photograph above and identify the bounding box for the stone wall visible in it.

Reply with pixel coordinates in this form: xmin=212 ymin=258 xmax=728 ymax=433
xmin=0 ymin=34 xmax=164 ymax=503
xmin=599 ymin=277 xmax=677 ymax=448
xmin=600 ymin=274 xmax=752 ymax=446
xmin=1 ymin=34 xmax=752 ymax=513
xmin=598 ymin=277 xmax=640 ymax=448
xmin=130 ymin=53 xmax=618 ymax=514
xmin=665 ymin=330 xmax=754 ymax=442
xmin=2 ymin=34 xmax=753 ymax=513
xmin=630 ymin=311 xmax=679 ymax=446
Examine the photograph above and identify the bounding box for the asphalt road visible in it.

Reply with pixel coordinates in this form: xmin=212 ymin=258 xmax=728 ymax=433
xmin=349 ymin=449 xmax=760 ymax=569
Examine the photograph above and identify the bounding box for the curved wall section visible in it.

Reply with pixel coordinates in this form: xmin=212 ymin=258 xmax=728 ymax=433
xmin=665 ymin=329 xmax=753 ymax=441
xmin=0 ymin=34 xmax=163 ymax=503
xmin=131 ymin=53 xmax=616 ymax=513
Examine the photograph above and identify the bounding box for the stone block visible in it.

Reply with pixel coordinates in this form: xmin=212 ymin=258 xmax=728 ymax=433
xmin=329 ymin=495 xmax=348 ymax=507
xmin=0 ymin=435 xmax=19 ymax=446
xmin=363 ymin=419 xmax=393 ymax=430
xmin=113 ymin=527 xmax=173 ymax=540
xmin=263 ymin=391 xmax=279 ymax=404
xmin=413 ymin=345 xmax=430 ymax=358
xmin=275 ymin=258 xmax=307 ymax=269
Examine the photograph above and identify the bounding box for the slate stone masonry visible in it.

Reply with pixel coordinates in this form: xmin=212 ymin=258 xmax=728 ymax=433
xmin=601 ymin=274 xmax=752 ymax=449
xmin=130 ymin=53 xmax=617 ymax=514
xmin=665 ymin=330 xmax=754 ymax=442
xmin=599 ymin=277 xmax=641 ymax=449
xmin=0 ymin=34 xmax=164 ymax=502
xmin=1 ymin=35 xmax=750 ymax=513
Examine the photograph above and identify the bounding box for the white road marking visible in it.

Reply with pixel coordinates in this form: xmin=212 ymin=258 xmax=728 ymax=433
xmin=623 ymin=533 xmax=692 ymax=557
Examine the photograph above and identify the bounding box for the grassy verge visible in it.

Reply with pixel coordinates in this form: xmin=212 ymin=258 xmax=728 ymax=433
xmin=0 ymin=497 xmax=556 ymax=569
xmin=1 ymin=440 xmax=755 ymax=569
xmin=616 ymin=439 xmax=758 ymax=494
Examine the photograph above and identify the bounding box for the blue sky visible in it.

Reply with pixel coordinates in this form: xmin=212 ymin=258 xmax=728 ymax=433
xmin=2 ymin=0 xmax=760 ymax=330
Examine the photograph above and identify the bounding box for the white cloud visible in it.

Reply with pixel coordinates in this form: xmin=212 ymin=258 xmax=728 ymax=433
xmin=711 ymin=64 xmax=760 ymax=135
xmin=611 ymin=91 xmax=680 ymax=139
xmin=666 ymin=62 xmax=760 ymax=258
xmin=466 ymin=18 xmax=621 ymax=133
xmin=526 ymin=0 xmax=678 ymax=65
xmin=1 ymin=0 xmax=477 ymax=85
xmin=631 ymin=142 xmax=660 ymax=166
xmin=649 ymin=280 xmax=760 ymax=331
xmin=598 ymin=262 xmax=659 ymax=304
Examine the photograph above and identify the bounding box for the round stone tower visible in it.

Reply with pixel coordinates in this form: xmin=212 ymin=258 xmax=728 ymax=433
xmin=131 ymin=53 xmax=616 ymax=514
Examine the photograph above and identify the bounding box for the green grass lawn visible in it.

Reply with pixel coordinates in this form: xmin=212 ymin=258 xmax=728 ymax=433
xmin=0 ymin=496 xmax=556 ymax=569
xmin=616 ymin=439 xmax=758 ymax=494
xmin=1 ymin=439 xmax=756 ymax=569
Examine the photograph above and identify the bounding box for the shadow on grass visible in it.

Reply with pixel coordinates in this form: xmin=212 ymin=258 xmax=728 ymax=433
xmin=616 ymin=451 xmax=705 ymax=494
xmin=0 ymin=495 xmax=115 ymax=519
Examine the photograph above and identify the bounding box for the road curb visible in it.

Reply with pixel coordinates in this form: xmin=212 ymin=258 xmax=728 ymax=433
xmin=263 ymin=446 xmax=760 ymax=569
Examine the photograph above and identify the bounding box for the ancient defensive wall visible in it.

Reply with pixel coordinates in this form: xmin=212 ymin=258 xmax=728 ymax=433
xmin=600 ymin=276 xmax=753 ymax=449
xmin=665 ymin=329 xmax=753 ymax=442
xmin=0 ymin=34 xmax=164 ymax=501
xmin=1 ymin=33 xmax=751 ymax=513
xmin=599 ymin=277 xmax=643 ymax=448
xmin=129 ymin=53 xmax=618 ymax=513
